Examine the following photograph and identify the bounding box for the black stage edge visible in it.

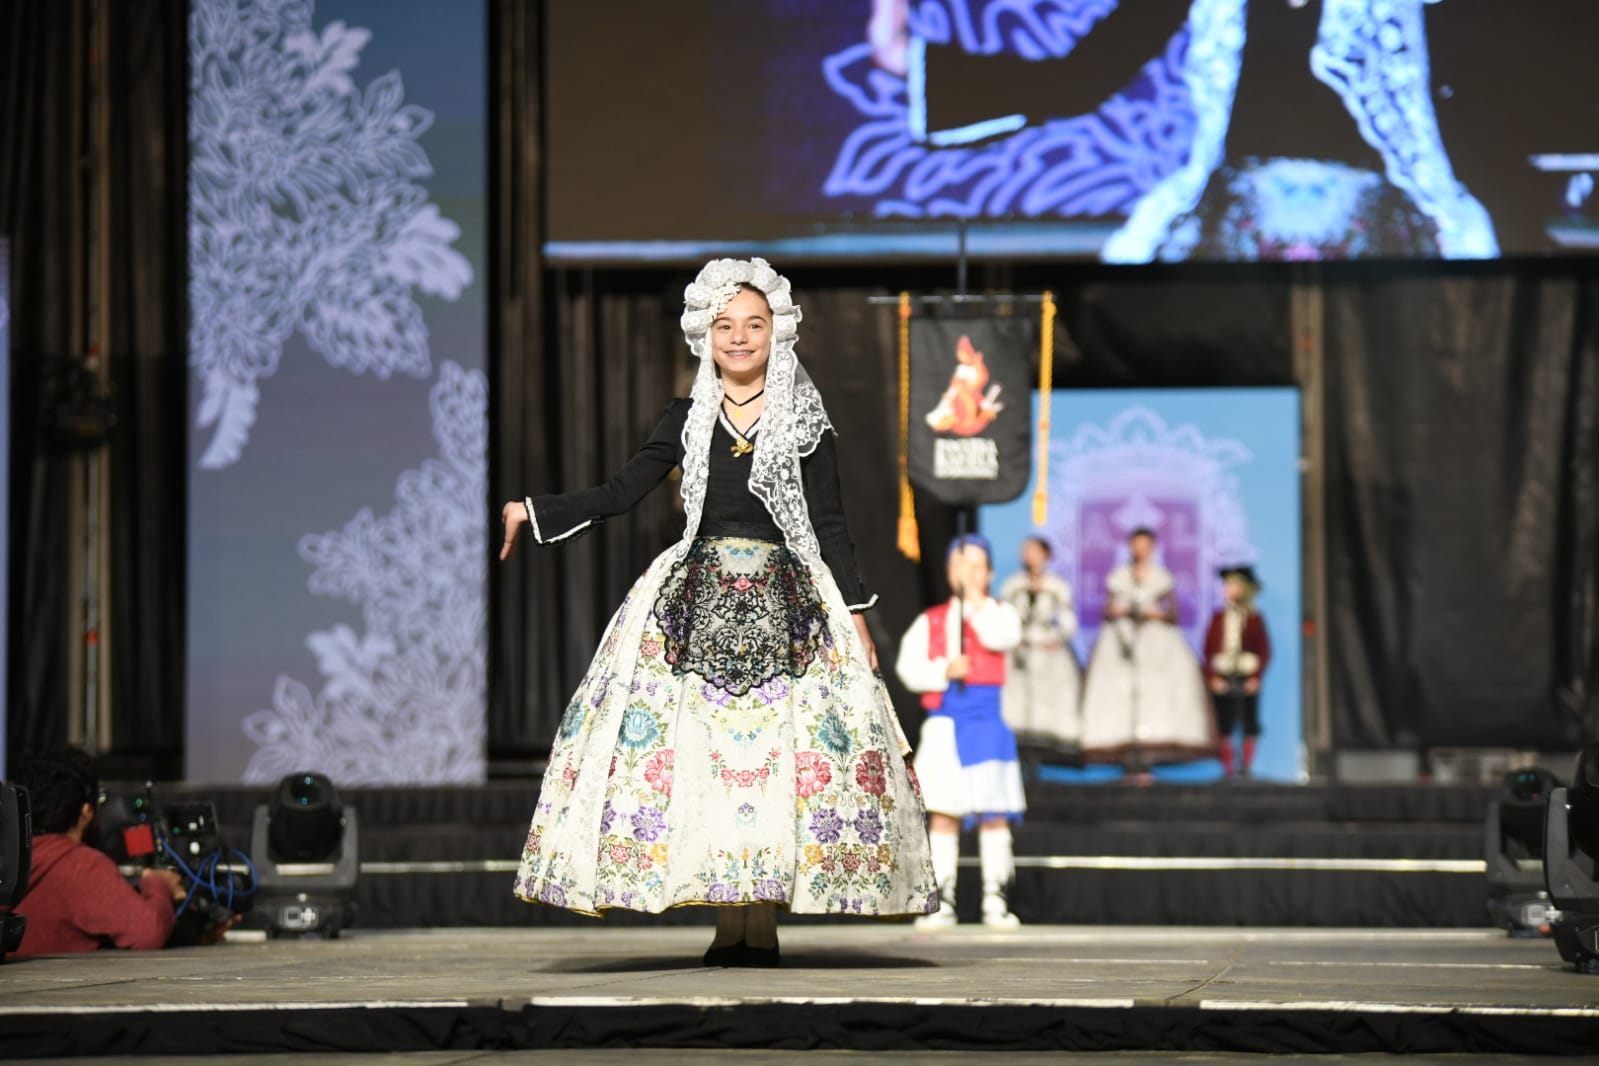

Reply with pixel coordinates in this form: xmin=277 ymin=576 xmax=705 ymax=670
xmin=7 ymin=1001 xmax=1599 ymax=1058
xmin=6 ymin=928 xmax=1595 ymax=1057
xmin=124 ymin=779 xmax=1503 ymax=929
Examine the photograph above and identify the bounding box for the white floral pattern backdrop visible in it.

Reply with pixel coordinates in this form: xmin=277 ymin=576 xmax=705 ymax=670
xmin=185 ymin=0 xmax=488 ymax=784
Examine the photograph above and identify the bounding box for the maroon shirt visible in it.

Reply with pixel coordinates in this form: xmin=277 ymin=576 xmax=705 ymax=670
xmin=1202 ymin=608 xmax=1272 ymax=687
xmin=13 ymin=834 xmax=175 ymax=957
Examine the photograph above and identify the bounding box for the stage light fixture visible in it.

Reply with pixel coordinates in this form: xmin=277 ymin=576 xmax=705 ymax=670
xmin=1543 ymin=744 xmax=1599 ymax=973
xmin=1485 ymin=766 xmax=1560 ymax=936
xmin=0 ymin=781 xmax=32 ymax=962
xmin=250 ymin=772 xmax=359 ymax=939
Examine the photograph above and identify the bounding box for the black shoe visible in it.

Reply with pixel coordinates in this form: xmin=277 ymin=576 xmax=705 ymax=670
xmin=739 ymin=943 xmax=780 ymax=968
xmin=703 ymin=941 xmax=744 ymax=967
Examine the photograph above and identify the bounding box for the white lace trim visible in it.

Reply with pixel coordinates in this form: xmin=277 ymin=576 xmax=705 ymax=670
xmin=542 ymin=520 xmax=593 ymax=544
xmin=847 ymin=594 xmax=880 ymax=613
xmin=525 ymin=495 xmax=590 ymax=545
xmin=1103 ymin=0 xmax=1497 ymax=262
xmin=678 ymin=257 xmax=832 ymax=574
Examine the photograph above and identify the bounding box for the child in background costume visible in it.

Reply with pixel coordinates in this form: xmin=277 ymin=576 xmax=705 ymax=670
xmin=999 ymin=535 xmax=1083 ymax=760
xmin=896 ymin=534 xmax=1026 ymax=929
xmin=1079 ymin=527 xmax=1212 ymax=770
xmin=1204 ymin=566 xmax=1272 ymax=778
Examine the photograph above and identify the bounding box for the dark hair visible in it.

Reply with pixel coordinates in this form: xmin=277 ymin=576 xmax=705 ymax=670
xmin=14 ymin=747 xmax=99 ymax=835
xmin=1023 ymin=535 xmax=1053 ymax=557
xmin=1129 ymin=527 xmax=1157 ymax=542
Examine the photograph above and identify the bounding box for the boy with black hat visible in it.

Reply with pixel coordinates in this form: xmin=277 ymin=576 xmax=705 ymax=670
xmin=1203 ymin=566 xmax=1272 ymax=778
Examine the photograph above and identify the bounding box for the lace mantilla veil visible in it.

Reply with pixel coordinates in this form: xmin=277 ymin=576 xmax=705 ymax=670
xmin=676 ymin=257 xmax=832 ymax=572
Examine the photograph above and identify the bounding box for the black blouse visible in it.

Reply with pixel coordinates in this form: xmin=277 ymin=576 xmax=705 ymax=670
xmin=526 ymin=399 xmax=873 ymax=609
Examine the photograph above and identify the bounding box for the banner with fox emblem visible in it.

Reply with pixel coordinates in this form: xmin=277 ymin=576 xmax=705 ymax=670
xmin=908 ymin=316 xmax=1035 ymax=505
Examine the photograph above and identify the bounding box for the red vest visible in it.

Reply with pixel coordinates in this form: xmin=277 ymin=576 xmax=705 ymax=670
xmin=921 ymin=601 xmax=1007 ymax=711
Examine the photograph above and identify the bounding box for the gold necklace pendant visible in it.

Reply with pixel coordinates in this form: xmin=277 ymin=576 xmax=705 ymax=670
xmin=730 ymin=436 xmax=753 ymax=458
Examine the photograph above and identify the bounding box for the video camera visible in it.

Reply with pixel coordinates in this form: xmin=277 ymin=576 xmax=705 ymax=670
xmin=98 ymin=783 xmax=255 ymax=945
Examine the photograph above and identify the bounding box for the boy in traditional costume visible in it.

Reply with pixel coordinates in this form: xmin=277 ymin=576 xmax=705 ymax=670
xmin=896 ymin=534 xmax=1026 ymax=928
xmin=1204 ymin=565 xmax=1272 ymax=778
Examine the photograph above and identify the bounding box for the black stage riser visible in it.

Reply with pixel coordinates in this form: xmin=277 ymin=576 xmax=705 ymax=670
xmin=122 ymin=781 xmax=1501 ymax=930
xmin=351 ymin=867 xmax=1487 ymax=930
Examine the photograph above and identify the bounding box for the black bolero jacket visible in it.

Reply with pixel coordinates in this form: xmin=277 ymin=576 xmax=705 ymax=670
xmin=524 ymin=399 xmax=874 ymax=610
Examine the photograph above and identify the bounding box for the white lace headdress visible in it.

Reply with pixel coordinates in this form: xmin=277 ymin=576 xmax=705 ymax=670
xmin=677 ymin=257 xmax=832 ymax=567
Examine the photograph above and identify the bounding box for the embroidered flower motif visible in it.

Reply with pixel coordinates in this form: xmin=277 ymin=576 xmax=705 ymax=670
xmin=631 ymin=805 xmax=666 ymax=843
xmin=557 ymin=701 xmax=585 ymax=740
xmin=841 ymin=850 xmax=862 ymax=873
xmin=639 ymin=637 xmax=661 ymax=659
xmin=618 ymin=707 xmax=660 ymax=749
xmin=608 ymin=844 xmax=631 ymax=865
xmin=795 ymin=751 xmax=833 ymax=798
xmin=539 ymin=883 xmax=566 ymax=907
xmin=706 ymin=882 xmax=738 ymax=903
xmin=853 ymin=809 xmax=884 ymax=845
xmin=816 ymin=711 xmax=852 ymax=759
xmin=754 ymin=879 xmax=787 ymax=903
xmin=854 ymin=750 xmax=887 ymax=796
xmin=599 ymin=800 xmax=617 ymax=835
xmin=809 ymin=808 xmax=844 ymax=844
xmin=643 ymin=750 xmax=674 ymax=796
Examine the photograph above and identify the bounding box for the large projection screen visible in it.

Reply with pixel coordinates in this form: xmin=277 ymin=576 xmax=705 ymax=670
xmin=547 ymin=0 xmax=1599 ymax=263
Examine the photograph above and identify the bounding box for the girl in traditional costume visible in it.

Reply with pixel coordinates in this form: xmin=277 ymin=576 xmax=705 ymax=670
xmin=1079 ymin=528 xmax=1212 ymax=770
xmin=500 ymin=258 xmax=937 ymax=966
xmin=999 ymin=536 xmax=1083 ymax=760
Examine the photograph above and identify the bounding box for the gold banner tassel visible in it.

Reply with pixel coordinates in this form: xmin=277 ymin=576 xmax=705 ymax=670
xmin=1031 ymin=290 xmax=1056 ymax=528
xmin=896 ymin=291 xmax=921 ymax=561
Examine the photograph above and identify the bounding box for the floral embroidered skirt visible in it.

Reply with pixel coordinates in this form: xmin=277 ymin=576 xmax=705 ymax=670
xmin=513 ymin=537 xmax=938 ymax=917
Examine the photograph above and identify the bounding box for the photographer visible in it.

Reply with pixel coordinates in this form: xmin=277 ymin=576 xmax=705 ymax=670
xmin=11 ymin=747 xmax=182 ymax=957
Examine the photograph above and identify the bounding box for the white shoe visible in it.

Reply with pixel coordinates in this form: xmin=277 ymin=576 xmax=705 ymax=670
xmin=915 ymin=904 xmax=958 ymax=930
xmin=981 ymin=894 xmax=1021 ymax=929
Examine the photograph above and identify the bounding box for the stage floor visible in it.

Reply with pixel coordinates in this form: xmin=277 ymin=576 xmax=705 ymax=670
xmin=4 ymin=926 xmax=1596 ymax=1057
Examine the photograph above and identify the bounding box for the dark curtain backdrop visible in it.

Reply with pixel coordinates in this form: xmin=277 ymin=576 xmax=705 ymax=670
xmin=3 ymin=0 xmax=81 ymax=763
xmin=1323 ymin=263 xmax=1599 ymax=750
xmin=2 ymin=0 xmax=186 ymax=773
xmin=102 ymin=2 xmax=188 ymax=770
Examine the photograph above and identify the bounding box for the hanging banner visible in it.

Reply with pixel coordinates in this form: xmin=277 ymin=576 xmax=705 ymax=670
xmin=908 ymin=316 xmax=1034 ymax=504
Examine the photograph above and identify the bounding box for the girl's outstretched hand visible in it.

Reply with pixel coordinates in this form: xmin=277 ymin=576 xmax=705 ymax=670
xmin=500 ymin=500 xmax=528 ymax=560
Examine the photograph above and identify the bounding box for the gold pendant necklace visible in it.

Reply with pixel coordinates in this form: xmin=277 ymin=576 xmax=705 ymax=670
xmin=724 ymin=407 xmax=759 ymax=458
